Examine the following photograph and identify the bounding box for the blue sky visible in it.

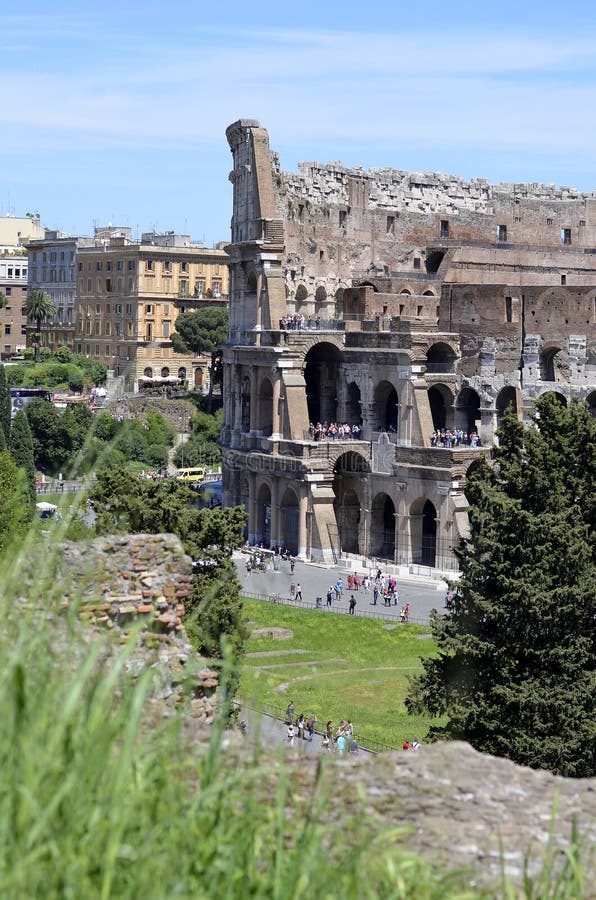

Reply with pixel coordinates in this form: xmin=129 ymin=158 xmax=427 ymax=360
xmin=1 ymin=0 xmax=595 ymax=246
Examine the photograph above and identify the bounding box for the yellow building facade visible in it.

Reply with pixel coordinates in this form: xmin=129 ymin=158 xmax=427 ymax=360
xmin=75 ymin=231 xmax=229 ymax=392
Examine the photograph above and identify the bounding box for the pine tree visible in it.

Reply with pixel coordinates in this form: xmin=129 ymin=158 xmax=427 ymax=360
xmin=407 ymin=395 xmax=595 ymax=777
xmin=0 ymin=365 xmax=10 ymax=446
xmin=9 ymin=410 xmax=37 ymax=504
xmin=0 ymin=449 xmax=34 ymax=552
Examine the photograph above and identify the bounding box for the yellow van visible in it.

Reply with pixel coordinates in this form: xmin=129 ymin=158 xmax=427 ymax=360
xmin=176 ymin=467 xmax=206 ymax=483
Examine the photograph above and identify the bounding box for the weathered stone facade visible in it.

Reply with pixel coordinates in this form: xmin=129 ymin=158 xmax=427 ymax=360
xmin=221 ymin=120 xmax=596 ymax=568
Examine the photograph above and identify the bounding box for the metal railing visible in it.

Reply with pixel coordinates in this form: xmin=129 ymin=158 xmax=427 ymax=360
xmin=241 ymin=589 xmax=431 ymax=626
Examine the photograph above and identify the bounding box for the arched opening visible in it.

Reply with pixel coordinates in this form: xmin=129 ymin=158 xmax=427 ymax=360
xmin=399 ymin=289 xmax=411 ymax=295
xmin=410 ymin=498 xmax=436 ymax=567
xmin=373 ymin=380 xmax=398 ymax=432
xmin=178 ymin=366 xmax=186 ymax=381
xmin=194 ymin=368 xmax=203 ymax=389
xmin=587 ymin=391 xmax=596 ymax=417
xmin=428 ymin=385 xmax=451 ymax=431
xmin=332 ymin=452 xmax=370 ymax=555
xmin=256 ymin=482 xmax=272 ymax=547
xmin=241 ymin=375 xmax=251 ymax=432
xmin=540 ymin=390 xmax=567 ymax=407
xmin=426 ymin=341 xmax=456 ymax=374
xmin=540 ymin=347 xmax=569 ymax=382
xmin=346 ymin=381 xmax=362 ymax=426
xmin=496 ymin=386 xmax=518 ymax=429
xmin=280 ymin=487 xmax=299 ymax=556
xmin=143 ymin=367 xmax=153 ymax=378
xmin=315 ymin=286 xmax=327 ymax=314
xmin=423 ymin=290 xmax=435 ymax=296
xmin=370 ymin=493 xmax=396 ymax=559
xmin=455 ymin=387 xmax=481 ymax=435
xmin=425 ymin=251 xmax=445 ymax=274
xmin=304 ymin=342 xmax=342 ymax=424
xmin=295 ymin=284 xmax=309 ymax=311
xmin=256 ymin=378 xmax=273 ymax=435
xmin=334 ymin=287 xmax=345 ymax=318
xmin=161 ymin=366 xmax=170 ymax=378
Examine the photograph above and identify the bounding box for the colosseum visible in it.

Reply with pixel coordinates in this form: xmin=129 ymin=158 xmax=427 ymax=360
xmin=220 ymin=119 xmax=596 ymax=570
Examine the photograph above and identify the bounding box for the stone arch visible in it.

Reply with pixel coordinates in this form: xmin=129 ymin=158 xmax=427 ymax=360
xmin=314 ymin=285 xmax=328 ymax=314
xmin=256 ymin=377 xmax=273 ymax=435
xmin=455 ymin=386 xmax=481 ymax=435
xmin=538 ymin=390 xmax=567 ymax=407
xmin=333 ymin=486 xmax=360 ymax=555
xmin=143 ymin=366 xmax=153 ymax=378
xmin=373 ymin=379 xmax=399 ymax=432
xmin=423 ymin=290 xmax=435 ymax=296
xmin=496 ymin=386 xmax=518 ymax=429
xmin=428 ymin=384 xmax=454 ymax=431
xmin=540 ymin=345 xmax=569 ymax=382
xmin=346 ymin=381 xmax=362 ymax=426
xmin=587 ymin=390 xmax=596 ymax=416
xmin=256 ymin=481 xmax=272 ymax=547
xmin=295 ymin=284 xmax=309 ymax=311
xmin=370 ymin=492 xmax=396 ymax=560
xmin=161 ymin=366 xmax=170 ymax=378
xmin=280 ymin=486 xmax=299 ymax=556
xmin=178 ymin=366 xmax=186 ymax=381
xmin=410 ymin=497 xmax=437 ymax=567
xmin=304 ymin=341 xmax=343 ymax=424
xmin=426 ymin=341 xmax=457 ymax=374
xmin=331 ymin=448 xmax=371 ymax=474
xmin=399 ymin=288 xmax=411 ymax=295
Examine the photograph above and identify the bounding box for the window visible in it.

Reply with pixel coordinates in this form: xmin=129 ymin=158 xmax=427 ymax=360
xmin=105 ymin=322 xmax=111 ymax=335
xmin=5 ymin=287 xmax=11 ymax=297
xmin=505 ymin=297 xmax=512 ymax=322
xmin=87 ymin=279 xmax=92 ymax=292
xmin=319 ymin=250 xmax=324 ymax=261
xmin=115 ymin=322 xmax=121 ymax=336
xmin=106 ymin=303 xmax=111 ymax=314
xmin=339 ymin=210 xmax=347 ymax=226
xmin=561 ymin=275 xmax=567 ymax=285
xmin=145 ymin=323 xmax=153 ymax=341
xmin=163 ymin=321 xmax=170 ymax=338
xmin=115 ymin=304 xmax=122 ymax=314
xmin=213 ymin=281 xmax=221 ymax=298
xmin=96 ymin=278 xmax=101 ymax=291
xmin=497 ymin=225 xmax=507 ymax=242
xmin=546 ymin=218 xmax=553 ymax=225
xmin=105 ymin=345 xmax=110 ymax=357
xmin=180 ymin=280 xmax=188 ymax=296
xmin=579 ymin=219 xmax=586 ymax=227
xmin=94 ymin=321 xmax=100 ymax=335
xmin=117 ymin=260 xmax=123 ymax=271
xmin=126 ymin=303 xmax=132 ymax=315
xmin=163 ymin=260 xmax=171 ymax=273
xmin=146 ymin=260 xmax=154 ymax=272
xmin=96 ymin=261 xmax=102 ymax=271
xmin=181 ymin=261 xmax=187 ymax=272
xmin=440 ymin=220 xmax=449 ymax=237
xmin=106 ymin=261 xmax=112 ymax=272
xmin=561 ymin=228 xmax=571 ymax=245
xmin=195 ymin=279 xmax=204 ymax=296
xmin=163 ymin=304 xmax=169 ymax=315
xmin=386 ymin=215 xmax=395 ymax=235
xmin=96 ymin=303 xmax=101 ymax=313
xmin=417 ymin=306 xmax=423 ymax=316
xmin=145 ymin=304 xmax=153 ymax=315
xmin=4 ymin=324 xmax=11 ymax=335
xmin=106 ymin=278 xmax=112 ymax=292
xmin=413 ymin=257 xmax=421 ymax=270
xmin=127 ymin=260 xmax=135 ymax=271
xmin=95 ymin=344 xmax=100 ymax=356
xmin=128 ymin=278 xmax=133 ymax=292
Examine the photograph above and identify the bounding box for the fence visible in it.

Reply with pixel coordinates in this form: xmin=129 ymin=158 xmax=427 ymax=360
xmin=242 ymin=698 xmax=400 ymax=754
xmin=241 ymin=589 xmax=431 ymax=627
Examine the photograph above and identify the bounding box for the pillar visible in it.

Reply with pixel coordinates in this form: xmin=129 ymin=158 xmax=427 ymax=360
xmin=298 ymin=492 xmax=308 ymax=559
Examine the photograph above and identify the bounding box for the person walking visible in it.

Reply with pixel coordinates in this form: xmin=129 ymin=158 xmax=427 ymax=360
xmin=326 ymin=587 xmax=333 ymax=607
xmin=348 ymin=594 xmax=356 ymax=615
xmin=372 ymin=585 xmax=379 ymax=605
xmin=290 ymin=558 xmax=295 ymax=574
xmin=294 ymin=583 xmax=302 ymax=601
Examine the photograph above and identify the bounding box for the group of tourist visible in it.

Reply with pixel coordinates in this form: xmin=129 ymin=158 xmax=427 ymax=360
xmin=279 ymin=314 xmax=322 ymax=331
xmin=309 ymin=421 xmax=361 ymax=440
xmin=285 ymin=703 xmax=358 ymax=753
xmin=430 ymin=428 xmax=480 ymax=447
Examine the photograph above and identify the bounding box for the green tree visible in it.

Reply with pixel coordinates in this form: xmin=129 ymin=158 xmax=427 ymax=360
xmin=0 ymin=449 xmax=33 ymax=552
xmin=9 ymin=410 xmax=37 ymax=503
xmin=171 ymin=307 xmax=228 ymax=411
xmin=0 ymin=364 xmax=11 ymax=445
xmin=407 ymin=397 xmax=596 ymax=777
xmin=0 ymin=290 xmax=6 ymax=310
xmin=24 ymin=290 xmax=57 ymax=362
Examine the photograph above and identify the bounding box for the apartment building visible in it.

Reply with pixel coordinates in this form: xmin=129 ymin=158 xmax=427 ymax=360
xmin=0 ymin=253 xmax=28 ymax=359
xmin=75 ymin=229 xmax=229 ymax=392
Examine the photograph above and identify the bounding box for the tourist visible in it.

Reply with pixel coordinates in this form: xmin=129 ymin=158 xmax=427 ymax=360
xmin=294 ymin=583 xmax=302 ymax=601
xmin=286 ymin=723 xmax=296 ymax=746
xmin=326 ymin=587 xmax=333 ymax=607
xmin=286 ymin=700 xmax=295 ymax=723
xmin=336 ymin=733 xmax=346 ymax=755
xmin=296 ymin=714 xmax=305 ymax=739
xmin=403 ymin=740 xmax=410 ymax=751
xmin=348 ymin=594 xmax=357 ymax=615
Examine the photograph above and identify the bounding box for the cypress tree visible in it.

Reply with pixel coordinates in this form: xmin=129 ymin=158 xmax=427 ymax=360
xmin=0 ymin=365 xmax=10 ymax=445
xmin=407 ymin=395 xmax=595 ymax=777
xmin=9 ymin=409 xmax=37 ymax=504
xmin=0 ymin=423 xmax=5 ymax=452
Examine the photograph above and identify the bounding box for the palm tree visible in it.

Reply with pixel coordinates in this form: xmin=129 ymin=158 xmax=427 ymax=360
xmin=25 ymin=290 xmax=56 ymax=361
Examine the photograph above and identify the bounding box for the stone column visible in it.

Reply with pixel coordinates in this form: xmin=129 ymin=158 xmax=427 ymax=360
xmin=270 ymin=478 xmax=280 ymax=548
xmin=249 ymin=366 xmax=258 ymax=433
xmin=247 ymin=473 xmax=257 ymax=546
xmin=271 ymin=373 xmax=281 ymax=439
xmin=298 ymin=492 xmax=308 ymax=559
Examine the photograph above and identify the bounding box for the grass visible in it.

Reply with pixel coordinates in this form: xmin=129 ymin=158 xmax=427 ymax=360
xmin=238 ymin=598 xmax=441 ymax=749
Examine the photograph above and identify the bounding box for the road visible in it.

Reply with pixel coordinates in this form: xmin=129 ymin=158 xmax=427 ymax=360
xmin=234 ymin=552 xmax=452 ymax=625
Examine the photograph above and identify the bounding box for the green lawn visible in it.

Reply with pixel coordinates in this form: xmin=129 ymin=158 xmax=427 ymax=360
xmin=239 ymin=598 xmax=442 ymax=750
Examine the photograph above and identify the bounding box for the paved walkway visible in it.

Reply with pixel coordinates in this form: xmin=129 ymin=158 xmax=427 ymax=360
xmin=235 ymin=552 xmax=451 ymax=625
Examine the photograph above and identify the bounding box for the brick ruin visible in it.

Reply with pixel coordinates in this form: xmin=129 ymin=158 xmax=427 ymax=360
xmin=221 ymin=119 xmax=596 ymax=568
